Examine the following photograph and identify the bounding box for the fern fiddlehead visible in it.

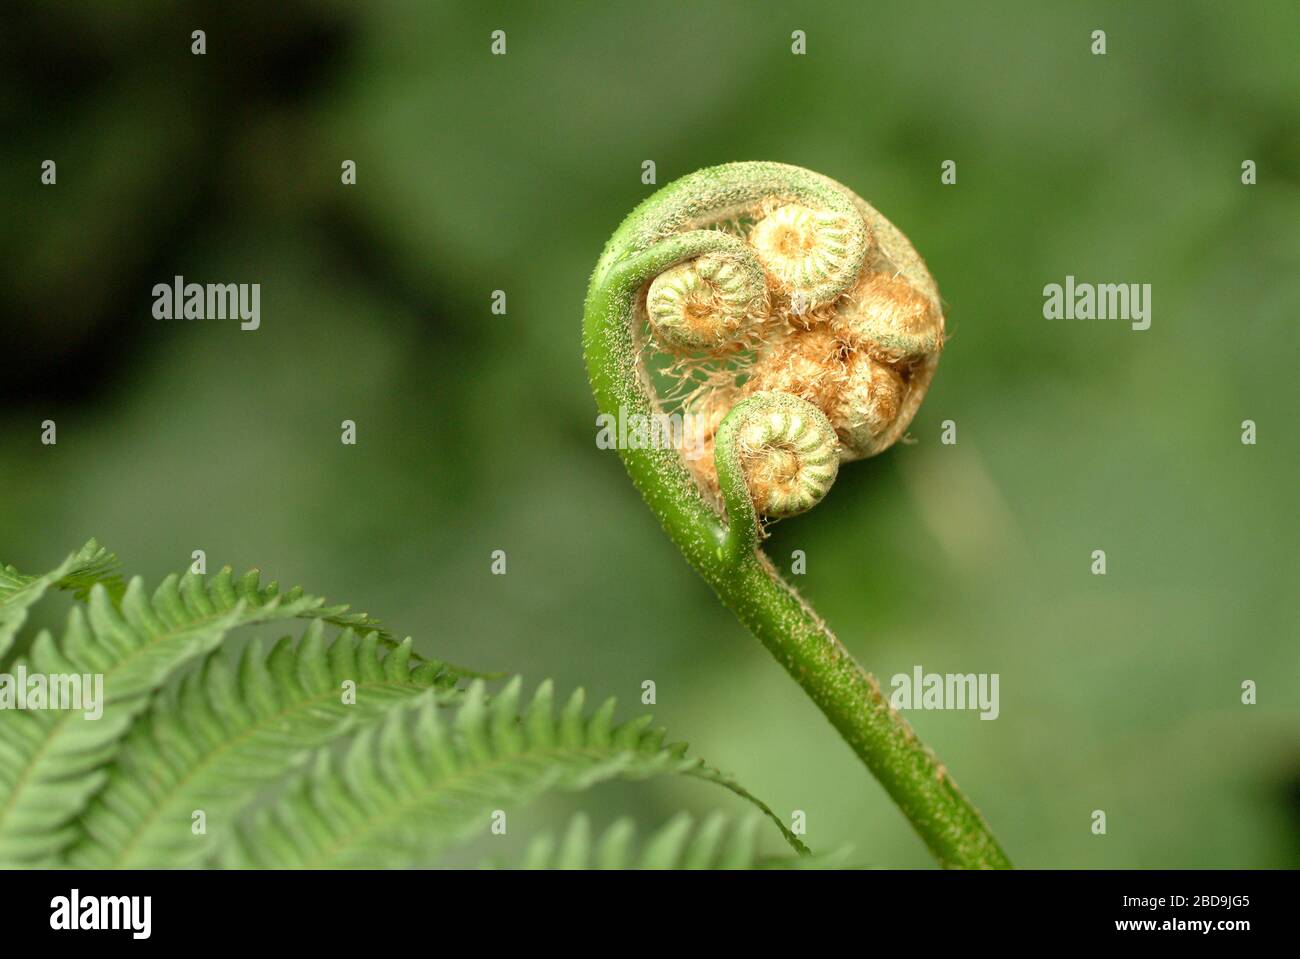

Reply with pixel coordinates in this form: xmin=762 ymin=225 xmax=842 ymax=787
xmin=583 ymin=161 xmax=1009 ymax=868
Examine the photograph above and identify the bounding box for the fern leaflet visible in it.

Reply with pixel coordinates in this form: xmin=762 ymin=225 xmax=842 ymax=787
xmin=498 ymin=811 xmax=850 ymax=869
xmin=0 ymin=567 xmax=384 ymax=864
xmin=220 ymin=677 xmax=804 ymax=868
xmin=0 ymin=539 xmax=122 ymax=663
xmin=68 ymin=622 xmax=469 ymax=868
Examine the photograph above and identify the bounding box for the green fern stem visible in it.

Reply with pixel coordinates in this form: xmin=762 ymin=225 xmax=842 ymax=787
xmin=583 ymin=163 xmax=1010 ymax=869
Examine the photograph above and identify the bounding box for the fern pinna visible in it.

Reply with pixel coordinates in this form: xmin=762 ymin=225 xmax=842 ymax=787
xmin=0 ymin=542 xmax=821 ymax=869
xmin=492 ymin=812 xmax=849 ymax=870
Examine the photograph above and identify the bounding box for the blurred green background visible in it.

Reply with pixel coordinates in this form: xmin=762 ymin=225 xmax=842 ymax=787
xmin=2 ymin=1 xmax=1297 ymax=867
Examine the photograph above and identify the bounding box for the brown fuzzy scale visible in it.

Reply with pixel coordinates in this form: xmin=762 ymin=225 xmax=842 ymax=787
xmin=828 ymin=350 xmax=907 ymax=460
xmin=742 ymin=446 xmax=802 ymax=502
xmin=744 ymin=328 xmax=848 ymax=407
xmin=731 ymin=328 xmax=905 ymax=462
xmin=831 ymin=270 xmax=945 ymax=364
xmin=681 ymin=388 xmax=737 ymax=501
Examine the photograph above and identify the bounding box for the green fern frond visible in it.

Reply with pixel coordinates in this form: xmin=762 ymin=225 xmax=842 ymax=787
xmin=0 ymin=539 xmax=123 ymax=662
xmin=68 ymin=623 xmax=467 ymax=868
xmin=500 ymin=811 xmax=851 ymax=870
xmin=0 ymin=566 xmax=388 ymax=864
xmin=220 ymin=677 xmax=803 ymax=869
xmin=0 ymin=548 xmax=815 ymax=870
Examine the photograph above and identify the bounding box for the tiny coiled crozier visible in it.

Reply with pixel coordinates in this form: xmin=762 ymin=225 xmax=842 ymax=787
xmin=635 ymin=163 xmax=945 ymax=519
xmin=730 ymin=391 xmax=839 ymax=518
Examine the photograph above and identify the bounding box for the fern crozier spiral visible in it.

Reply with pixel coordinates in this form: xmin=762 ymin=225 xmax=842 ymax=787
xmin=729 ymin=391 xmax=840 ymax=518
xmin=749 ymin=202 xmax=863 ymax=306
xmin=646 ymin=248 xmax=768 ymax=351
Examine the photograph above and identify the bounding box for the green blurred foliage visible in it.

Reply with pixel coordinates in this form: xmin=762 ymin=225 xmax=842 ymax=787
xmin=1 ymin=0 xmax=1296 ymax=867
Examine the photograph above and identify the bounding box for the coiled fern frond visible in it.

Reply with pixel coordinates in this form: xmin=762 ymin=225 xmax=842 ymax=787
xmin=584 ymin=162 xmax=1008 ymax=868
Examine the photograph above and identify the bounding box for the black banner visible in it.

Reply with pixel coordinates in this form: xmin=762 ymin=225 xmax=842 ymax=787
xmin=1 ymin=869 xmax=1289 ymax=945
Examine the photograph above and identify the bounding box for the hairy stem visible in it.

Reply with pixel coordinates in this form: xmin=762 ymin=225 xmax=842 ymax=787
xmin=583 ymin=167 xmax=1010 ymax=868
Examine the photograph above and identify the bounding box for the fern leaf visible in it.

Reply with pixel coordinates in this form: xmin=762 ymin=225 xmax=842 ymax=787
xmin=0 ymin=539 xmax=122 ymax=662
xmin=68 ymin=623 xmax=466 ymax=868
xmin=0 ymin=567 xmax=382 ymax=864
xmin=501 ymin=811 xmax=852 ymax=870
xmin=220 ymin=678 xmax=801 ymax=868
